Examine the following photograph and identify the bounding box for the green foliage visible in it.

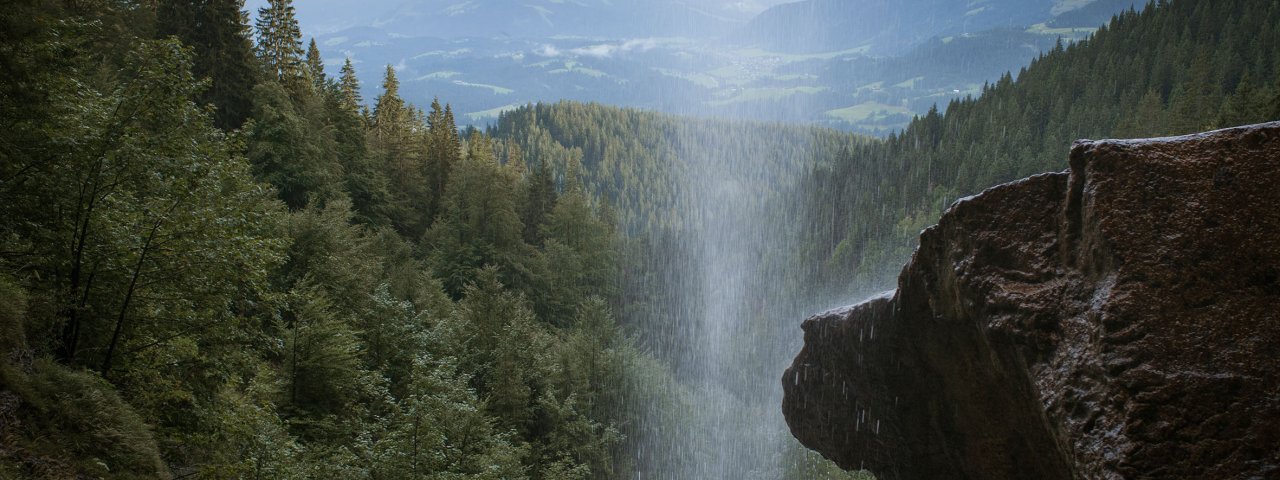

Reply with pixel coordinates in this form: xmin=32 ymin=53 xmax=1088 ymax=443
xmin=374 ymin=358 xmax=529 ymax=480
xmin=780 ymin=442 xmax=875 ymax=480
xmin=5 ymin=1 xmax=1275 ymax=479
xmin=281 ymin=284 xmax=365 ymax=429
xmin=540 ymin=168 xmax=618 ymax=319
xmin=182 ymin=364 xmax=305 ymax=479
xmin=425 ymin=135 xmax=537 ymax=299
xmin=796 ymin=0 xmax=1280 ymax=301
xmin=157 ymin=0 xmax=260 ymax=130
xmin=1 ymin=359 xmax=169 ymax=479
xmin=255 ymin=0 xmax=305 ymax=87
xmin=246 ymin=80 xmax=345 ymax=209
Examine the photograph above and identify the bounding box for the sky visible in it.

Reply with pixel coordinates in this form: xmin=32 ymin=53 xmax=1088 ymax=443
xmin=243 ymin=0 xmax=797 ymax=36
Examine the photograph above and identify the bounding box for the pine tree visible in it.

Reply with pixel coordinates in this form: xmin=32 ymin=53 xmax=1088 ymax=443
xmin=425 ymin=98 xmax=461 ymax=223
xmin=305 ymin=37 xmax=325 ymax=90
xmin=156 ymin=0 xmax=260 ymax=129
xmin=245 ymin=81 xmax=344 ymax=209
xmin=372 ymin=65 xmax=408 ymax=143
xmin=425 ymin=134 xmax=529 ymax=298
xmin=373 ymin=357 xmax=528 ymax=479
xmin=338 ymin=57 xmax=362 ymax=113
xmin=255 ymin=0 xmax=304 ymax=84
xmin=282 ymin=283 xmax=365 ymax=422
xmin=1218 ymin=70 xmax=1266 ymax=127
xmin=325 ymin=60 xmax=388 ymax=226
xmin=522 ymin=160 xmax=559 ymax=246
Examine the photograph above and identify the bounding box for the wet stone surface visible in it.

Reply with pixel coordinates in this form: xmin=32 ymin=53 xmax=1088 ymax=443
xmin=783 ymin=122 xmax=1280 ymax=480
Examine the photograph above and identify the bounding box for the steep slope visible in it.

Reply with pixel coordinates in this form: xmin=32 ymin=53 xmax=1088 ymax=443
xmin=783 ymin=123 xmax=1280 ymax=479
xmin=795 ymin=0 xmax=1280 ymax=304
xmin=743 ymin=0 xmax=1059 ymax=53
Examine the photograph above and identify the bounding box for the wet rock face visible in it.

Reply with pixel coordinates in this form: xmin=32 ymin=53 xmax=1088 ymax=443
xmin=782 ymin=122 xmax=1280 ymax=480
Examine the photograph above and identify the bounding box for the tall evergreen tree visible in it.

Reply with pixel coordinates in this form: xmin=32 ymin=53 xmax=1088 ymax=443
xmin=370 ymin=65 xmax=436 ymax=236
xmin=425 ymin=98 xmax=461 ymax=223
xmin=522 ymin=160 xmax=559 ymax=246
xmin=372 ymin=65 xmax=408 ymax=142
xmin=305 ymin=37 xmax=325 ymax=90
xmin=254 ymin=0 xmax=304 ymax=85
xmin=157 ymin=0 xmax=260 ymax=129
xmin=325 ymin=59 xmax=388 ymax=226
xmin=338 ymin=57 xmax=362 ymax=113
xmin=425 ymin=133 xmax=530 ymax=298
xmin=245 ymin=81 xmax=344 ymax=209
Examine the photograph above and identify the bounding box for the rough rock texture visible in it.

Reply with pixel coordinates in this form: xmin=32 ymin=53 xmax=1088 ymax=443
xmin=782 ymin=122 xmax=1280 ymax=480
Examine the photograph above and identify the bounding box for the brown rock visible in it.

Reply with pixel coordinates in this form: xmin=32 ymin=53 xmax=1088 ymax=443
xmin=782 ymin=122 xmax=1280 ymax=479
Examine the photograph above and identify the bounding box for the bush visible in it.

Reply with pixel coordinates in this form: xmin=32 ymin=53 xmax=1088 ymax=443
xmin=0 ymin=356 xmax=169 ymax=479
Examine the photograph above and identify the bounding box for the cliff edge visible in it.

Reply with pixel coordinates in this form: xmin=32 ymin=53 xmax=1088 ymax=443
xmin=782 ymin=122 xmax=1280 ymax=479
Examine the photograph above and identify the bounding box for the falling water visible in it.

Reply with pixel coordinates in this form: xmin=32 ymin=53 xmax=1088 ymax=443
xmin=622 ymin=115 xmax=863 ymax=479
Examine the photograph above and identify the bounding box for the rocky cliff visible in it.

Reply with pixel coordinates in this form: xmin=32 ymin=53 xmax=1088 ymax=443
xmin=782 ymin=122 xmax=1280 ymax=479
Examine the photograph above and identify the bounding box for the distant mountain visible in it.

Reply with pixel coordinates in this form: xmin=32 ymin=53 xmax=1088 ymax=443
xmin=1047 ymin=0 xmax=1143 ymax=28
xmin=246 ymin=0 xmax=789 ymax=40
xmin=741 ymin=0 xmax=1116 ymax=54
xmin=368 ymin=0 xmax=741 ymax=39
xmin=294 ymin=0 xmax=1140 ymax=133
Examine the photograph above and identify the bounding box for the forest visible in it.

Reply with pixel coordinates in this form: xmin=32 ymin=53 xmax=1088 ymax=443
xmin=1 ymin=0 xmax=1278 ymax=479
xmin=0 ymin=1 xmax=656 ymax=478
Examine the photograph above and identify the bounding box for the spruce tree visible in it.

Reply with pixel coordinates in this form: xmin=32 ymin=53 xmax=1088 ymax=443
xmin=254 ymin=0 xmax=304 ymax=85
xmin=338 ymin=57 xmax=362 ymax=113
xmin=157 ymin=0 xmax=259 ymax=129
xmin=372 ymin=65 xmax=408 ymax=143
xmin=305 ymin=37 xmax=325 ymax=90
xmin=425 ymin=98 xmax=461 ymax=223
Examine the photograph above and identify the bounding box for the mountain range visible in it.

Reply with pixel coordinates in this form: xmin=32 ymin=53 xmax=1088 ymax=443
xmin=246 ymin=0 xmax=1140 ymax=132
xmin=742 ymin=0 xmax=1060 ymax=53
xmin=246 ymin=0 xmax=790 ymax=38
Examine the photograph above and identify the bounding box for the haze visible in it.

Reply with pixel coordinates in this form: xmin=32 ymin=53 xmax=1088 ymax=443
xmin=241 ymin=0 xmax=1137 ymax=133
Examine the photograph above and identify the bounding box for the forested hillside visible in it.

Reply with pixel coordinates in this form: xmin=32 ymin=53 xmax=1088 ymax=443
xmin=0 ymin=1 xmax=668 ymax=478
xmin=1 ymin=0 xmax=1277 ymax=479
xmin=795 ymin=0 xmax=1280 ymax=302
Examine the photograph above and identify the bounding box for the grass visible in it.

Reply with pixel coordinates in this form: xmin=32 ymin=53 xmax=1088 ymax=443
xmin=856 ymin=81 xmax=885 ymax=93
xmin=452 ymin=80 xmax=514 ymax=95
xmin=894 ymin=76 xmax=924 ymax=89
xmin=1026 ymin=22 xmax=1098 ymax=36
xmin=465 ymin=103 xmax=524 ymax=121
xmin=653 ymin=68 xmax=721 ymax=89
xmin=707 ymin=64 xmax=753 ymax=86
xmin=705 ymin=86 xmax=827 ymax=107
xmin=549 ymin=65 xmax=608 ymax=78
xmin=1051 ymin=0 xmax=1096 ymax=15
xmin=415 ymin=71 xmax=461 ymax=81
xmin=732 ymin=46 xmax=870 ymax=63
xmin=824 ymin=102 xmax=913 ymax=123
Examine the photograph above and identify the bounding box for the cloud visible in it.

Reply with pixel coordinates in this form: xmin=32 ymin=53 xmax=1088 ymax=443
xmin=622 ymin=38 xmax=660 ymax=52
xmin=535 ymin=44 xmax=562 ymax=57
xmin=572 ymin=44 xmax=617 ymax=58
xmin=564 ymin=38 xmax=661 ymax=59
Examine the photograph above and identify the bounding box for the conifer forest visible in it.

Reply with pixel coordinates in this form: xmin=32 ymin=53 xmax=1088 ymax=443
xmin=1 ymin=0 xmax=1277 ymax=478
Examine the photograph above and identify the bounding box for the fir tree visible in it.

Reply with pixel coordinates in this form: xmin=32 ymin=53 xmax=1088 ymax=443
xmin=338 ymin=57 xmax=362 ymax=113
xmin=305 ymin=37 xmax=325 ymax=90
xmin=372 ymin=65 xmax=408 ymax=143
xmin=156 ymin=0 xmax=259 ymax=129
xmin=254 ymin=0 xmax=304 ymax=84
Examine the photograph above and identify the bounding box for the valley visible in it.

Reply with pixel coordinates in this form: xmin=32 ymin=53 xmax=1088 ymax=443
xmin=249 ymin=0 xmax=1139 ymax=133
